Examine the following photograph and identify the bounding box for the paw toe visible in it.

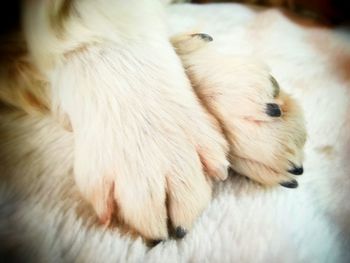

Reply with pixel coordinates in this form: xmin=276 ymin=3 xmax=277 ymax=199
xmin=166 ymin=160 xmax=212 ymax=236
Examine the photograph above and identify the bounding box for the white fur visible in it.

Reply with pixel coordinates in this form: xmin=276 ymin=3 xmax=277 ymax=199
xmin=22 ymin=0 xmax=229 ymax=240
xmin=1 ymin=2 xmax=349 ymax=262
xmin=171 ymin=33 xmax=306 ymax=186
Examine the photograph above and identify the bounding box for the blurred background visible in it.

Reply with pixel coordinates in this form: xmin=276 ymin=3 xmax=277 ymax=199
xmin=0 ymin=0 xmax=349 ymax=37
xmin=180 ymin=0 xmax=350 ymax=24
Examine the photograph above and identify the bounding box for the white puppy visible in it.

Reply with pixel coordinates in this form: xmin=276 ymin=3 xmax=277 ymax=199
xmin=0 ymin=0 xmax=304 ymax=243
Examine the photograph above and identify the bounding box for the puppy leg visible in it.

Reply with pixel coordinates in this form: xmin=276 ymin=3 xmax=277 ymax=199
xmin=22 ymin=1 xmax=229 ymax=240
xmin=172 ymin=33 xmax=306 ymax=187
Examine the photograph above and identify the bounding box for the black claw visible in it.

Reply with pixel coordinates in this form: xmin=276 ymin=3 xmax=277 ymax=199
xmin=280 ymin=179 xmax=299 ymax=189
xmin=191 ymin=33 xmax=213 ymax=42
xmin=228 ymin=166 xmax=234 ymax=175
xmin=149 ymin=239 xmax=164 ymax=247
xmin=270 ymin=75 xmax=280 ymax=98
xmin=175 ymin=227 xmax=187 ymax=239
xmin=266 ymin=103 xmax=282 ymax=117
xmin=288 ymin=165 xmax=304 ymax=175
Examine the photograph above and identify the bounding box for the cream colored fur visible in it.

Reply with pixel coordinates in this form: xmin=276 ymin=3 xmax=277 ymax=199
xmin=171 ymin=33 xmax=306 ymax=185
xmin=19 ymin=0 xmax=306 ymax=240
xmin=22 ymin=0 xmax=231 ymax=240
xmin=0 ymin=2 xmax=349 ymax=262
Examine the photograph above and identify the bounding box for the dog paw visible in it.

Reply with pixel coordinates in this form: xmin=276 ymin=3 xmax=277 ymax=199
xmin=225 ymin=89 xmax=306 ymax=188
xmin=59 ymin=42 xmax=228 ymax=241
xmin=171 ymin=33 xmax=306 ymax=188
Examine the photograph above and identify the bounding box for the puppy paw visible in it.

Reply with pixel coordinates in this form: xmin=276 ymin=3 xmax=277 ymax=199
xmin=58 ymin=42 xmax=228 ymax=241
xmin=172 ymin=33 xmax=306 ymax=188
xmin=226 ymin=89 xmax=306 ymax=188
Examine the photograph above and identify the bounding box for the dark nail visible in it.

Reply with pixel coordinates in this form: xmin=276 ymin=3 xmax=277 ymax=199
xmin=149 ymin=239 xmax=164 ymax=246
xmin=191 ymin=33 xmax=213 ymax=42
xmin=228 ymin=166 xmax=234 ymax=175
xmin=270 ymin=75 xmax=280 ymax=97
xmin=288 ymin=165 xmax=303 ymax=175
xmin=175 ymin=226 xmax=187 ymax=239
xmin=280 ymin=179 xmax=298 ymax=189
xmin=266 ymin=103 xmax=282 ymax=117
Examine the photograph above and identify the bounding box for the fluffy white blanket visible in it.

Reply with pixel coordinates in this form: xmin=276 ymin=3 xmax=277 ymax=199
xmin=1 ymin=3 xmax=349 ymax=262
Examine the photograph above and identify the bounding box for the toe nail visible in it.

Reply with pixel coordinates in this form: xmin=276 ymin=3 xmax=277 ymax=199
xmin=175 ymin=226 xmax=187 ymax=239
xmin=288 ymin=165 xmax=304 ymax=175
xmin=150 ymin=239 xmax=164 ymax=246
xmin=191 ymin=33 xmax=213 ymax=42
xmin=266 ymin=103 xmax=282 ymax=117
xmin=270 ymin=75 xmax=280 ymax=97
xmin=228 ymin=166 xmax=234 ymax=175
xmin=280 ymin=179 xmax=298 ymax=189
xmin=219 ymin=165 xmax=229 ymax=180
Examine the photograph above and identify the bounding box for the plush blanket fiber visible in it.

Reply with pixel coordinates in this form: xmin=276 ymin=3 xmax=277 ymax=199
xmin=1 ymin=3 xmax=350 ymax=262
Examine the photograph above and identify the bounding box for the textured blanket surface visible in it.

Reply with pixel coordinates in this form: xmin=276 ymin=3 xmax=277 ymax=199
xmin=0 ymin=3 xmax=350 ymax=263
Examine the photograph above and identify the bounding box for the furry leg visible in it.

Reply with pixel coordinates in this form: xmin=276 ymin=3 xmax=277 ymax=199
xmin=172 ymin=33 xmax=306 ymax=187
xmin=22 ymin=1 xmax=229 ymax=240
